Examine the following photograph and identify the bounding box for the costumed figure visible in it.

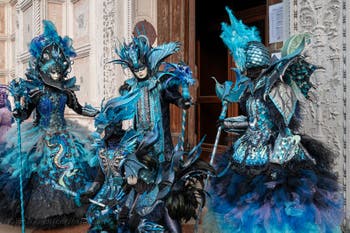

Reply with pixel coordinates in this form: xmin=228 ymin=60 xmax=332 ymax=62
xmin=81 ymin=91 xmax=214 ymax=233
xmin=120 ymin=127 xmax=214 ymax=233
xmin=0 ymin=20 xmax=99 ymax=228
xmin=112 ymin=35 xmax=192 ymax=162
xmin=0 ymin=85 xmax=12 ymax=150
xmin=206 ymin=8 xmax=343 ymax=233
xmin=81 ymin=91 xmax=141 ymax=233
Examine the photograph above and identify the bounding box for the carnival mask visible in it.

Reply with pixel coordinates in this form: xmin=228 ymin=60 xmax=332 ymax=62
xmin=39 ymin=43 xmax=70 ymax=81
xmin=134 ymin=66 xmax=148 ymax=79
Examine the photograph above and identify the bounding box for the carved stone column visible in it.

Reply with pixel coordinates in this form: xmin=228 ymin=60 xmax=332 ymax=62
xmin=289 ymin=0 xmax=349 ymax=227
xmin=101 ymin=0 xmax=133 ymax=100
xmin=32 ymin=0 xmax=40 ymax=35
xmin=101 ymin=0 xmax=118 ymax=99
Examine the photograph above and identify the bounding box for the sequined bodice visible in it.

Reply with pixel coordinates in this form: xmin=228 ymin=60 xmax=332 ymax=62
xmin=232 ymin=94 xmax=306 ymax=166
xmin=135 ymin=80 xmax=162 ymax=131
xmin=245 ymin=96 xmax=276 ymax=142
xmin=98 ymin=148 xmax=124 ymax=179
xmin=131 ymin=78 xmax=165 ymax=160
xmin=37 ymin=90 xmax=67 ymax=130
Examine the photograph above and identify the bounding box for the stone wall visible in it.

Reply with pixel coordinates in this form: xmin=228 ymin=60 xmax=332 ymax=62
xmin=288 ymin=0 xmax=349 ymax=227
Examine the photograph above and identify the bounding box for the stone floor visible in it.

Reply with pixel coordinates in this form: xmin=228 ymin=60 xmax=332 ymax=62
xmin=0 ymin=224 xmax=89 ymax=233
xmin=0 ymin=223 xmax=201 ymax=233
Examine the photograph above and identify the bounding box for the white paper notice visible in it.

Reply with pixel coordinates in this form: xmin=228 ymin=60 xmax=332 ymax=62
xmin=269 ymin=3 xmax=284 ymax=43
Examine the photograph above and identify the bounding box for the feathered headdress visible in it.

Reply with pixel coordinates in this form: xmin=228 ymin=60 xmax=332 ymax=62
xmin=221 ymin=7 xmax=261 ymax=71
xmin=94 ymin=90 xmax=140 ymax=132
xmin=29 ymin=20 xmax=76 ymax=59
xmin=113 ymin=35 xmax=151 ymax=70
xmin=111 ymin=35 xmax=180 ymax=76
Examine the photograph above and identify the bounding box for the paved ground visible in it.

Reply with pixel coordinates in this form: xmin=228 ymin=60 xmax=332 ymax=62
xmin=0 ymin=223 xmax=201 ymax=233
xmin=0 ymin=224 xmax=89 ymax=233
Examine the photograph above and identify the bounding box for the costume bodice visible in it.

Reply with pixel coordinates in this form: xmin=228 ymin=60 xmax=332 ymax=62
xmin=37 ymin=90 xmax=67 ymax=130
xmin=246 ymin=96 xmax=276 ymax=142
xmin=130 ymin=77 xmax=165 ymax=160
xmin=0 ymin=107 xmax=12 ymax=128
xmin=133 ymin=78 xmax=162 ymax=130
xmin=98 ymin=147 xmax=124 ymax=180
xmin=232 ymin=92 xmax=307 ymax=166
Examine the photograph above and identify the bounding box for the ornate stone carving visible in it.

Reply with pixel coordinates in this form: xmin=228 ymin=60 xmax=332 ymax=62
xmin=291 ymin=0 xmax=342 ymax=146
xmin=73 ymin=0 xmax=89 ymax=45
xmin=290 ymin=0 xmax=348 ymax=226
xmin=102 ymin=0 xmax=119 ymax=99
xmin=33 ymin=0 xmax=40 ymax=36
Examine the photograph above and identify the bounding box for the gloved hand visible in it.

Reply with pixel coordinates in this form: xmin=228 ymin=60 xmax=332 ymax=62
xmin=217 ymin=115 xmax=249 ymax=134
xmin=119 ymin=83 xmax=132 ymax=95
xmin=176 ymin=98 xmax=192 ymax=109
xmin=79 ymin=181 xmax=102 ymax=204
xmin=118 ymin=206 xmax=130 ymax=224
xmin=12 ymin=108 xmax=22 ymax=119
xmin=12 ymin=108 xmax=26 ymax=121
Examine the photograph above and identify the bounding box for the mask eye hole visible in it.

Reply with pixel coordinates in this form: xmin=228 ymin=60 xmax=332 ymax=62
xmin=43 ymin=53 xmax=50 ymax=60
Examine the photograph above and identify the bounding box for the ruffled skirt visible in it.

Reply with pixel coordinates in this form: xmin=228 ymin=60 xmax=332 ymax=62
xmin=0 ymin=121 xmax=98 ymax=228
xmin=205 ymin=138 xmax=344 ymax=233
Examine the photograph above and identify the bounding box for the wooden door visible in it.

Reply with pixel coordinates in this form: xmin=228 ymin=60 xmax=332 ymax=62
xmin=157 ymin=0 xmax=197 ymax=150
xmin=158 ymin=0 xmax=270 ymax=160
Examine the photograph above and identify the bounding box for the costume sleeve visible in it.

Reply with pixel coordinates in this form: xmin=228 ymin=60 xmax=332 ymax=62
xmin=13 ymin=90 xmax=41 ymax=121
xmin=163 ymin=85 xmax=191 ymax=109
xmin=65 ymin=90 xmax=99 ymax=117
xmin=119 ymin=78 xmax=135 ymax=96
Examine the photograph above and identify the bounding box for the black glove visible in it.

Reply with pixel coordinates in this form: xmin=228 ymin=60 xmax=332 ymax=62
xmin=216 ymin=119 xmax=225 ymax=128
xmin=119 ymin=83 xmax=132 ymax=95
xmin=118 ymin=206 xmax=130 ymax=224
xmin=176 ymin=98 xmax=192 ymax=109
xmin=80 ymin=181 xmax=102 ymax=204
xmin=12 ymin=108 xmax=22 ymax=119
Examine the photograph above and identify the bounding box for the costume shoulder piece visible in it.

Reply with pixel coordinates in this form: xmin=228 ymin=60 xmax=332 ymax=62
xmin=147 ymin=41 xmax=180 ymax=75
xmin=112 ymin=35 xmax=180 ymax=78
xmin=264 ymin=34 xmax=319 ymax=125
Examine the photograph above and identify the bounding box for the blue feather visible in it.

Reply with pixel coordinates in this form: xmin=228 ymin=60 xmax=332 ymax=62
xmin=221 ymin=7 xmax=261 ymax=71
xmin=94 ymin=90 xmax=140 ymax=131
xmin=29 ymin=20 xmax=76 ymax=59
xmin=148 ymin=42 xmax=180 ymax=72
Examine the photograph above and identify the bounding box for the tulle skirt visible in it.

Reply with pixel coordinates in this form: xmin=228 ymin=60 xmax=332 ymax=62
xmin=0 ymin=121 xmax=98 ymax=228
xmin=205 ymin=138 xmax=344 ymax=233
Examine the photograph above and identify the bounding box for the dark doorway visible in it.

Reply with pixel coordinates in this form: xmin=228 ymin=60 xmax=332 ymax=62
xmin=196 ymin=0 xmax=268 ymax=158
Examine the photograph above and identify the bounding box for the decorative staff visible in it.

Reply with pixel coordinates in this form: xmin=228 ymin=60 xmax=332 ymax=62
xmin=164 ymin=62 xmax=195 ymax=151
xmin=194 ymin=72 xmax=250 ymax=233
xmin=8 ymin=78 xmax=30 ymax=233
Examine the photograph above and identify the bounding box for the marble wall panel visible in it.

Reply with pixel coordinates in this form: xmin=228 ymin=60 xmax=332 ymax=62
xmin=0 ymin=41 xmax=5 ymax=69
xmin=23 ymin=4 xmax=33 ymax=49
xmin=73 ymin=0 xmax=89 ymax=45
xmin=72 ymin=56 xmax=89 ymax=102
xmin=0 ymin=5 xmax=5 ymax=34
xmin=47 ymin=1 xmax=63 ymax=34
